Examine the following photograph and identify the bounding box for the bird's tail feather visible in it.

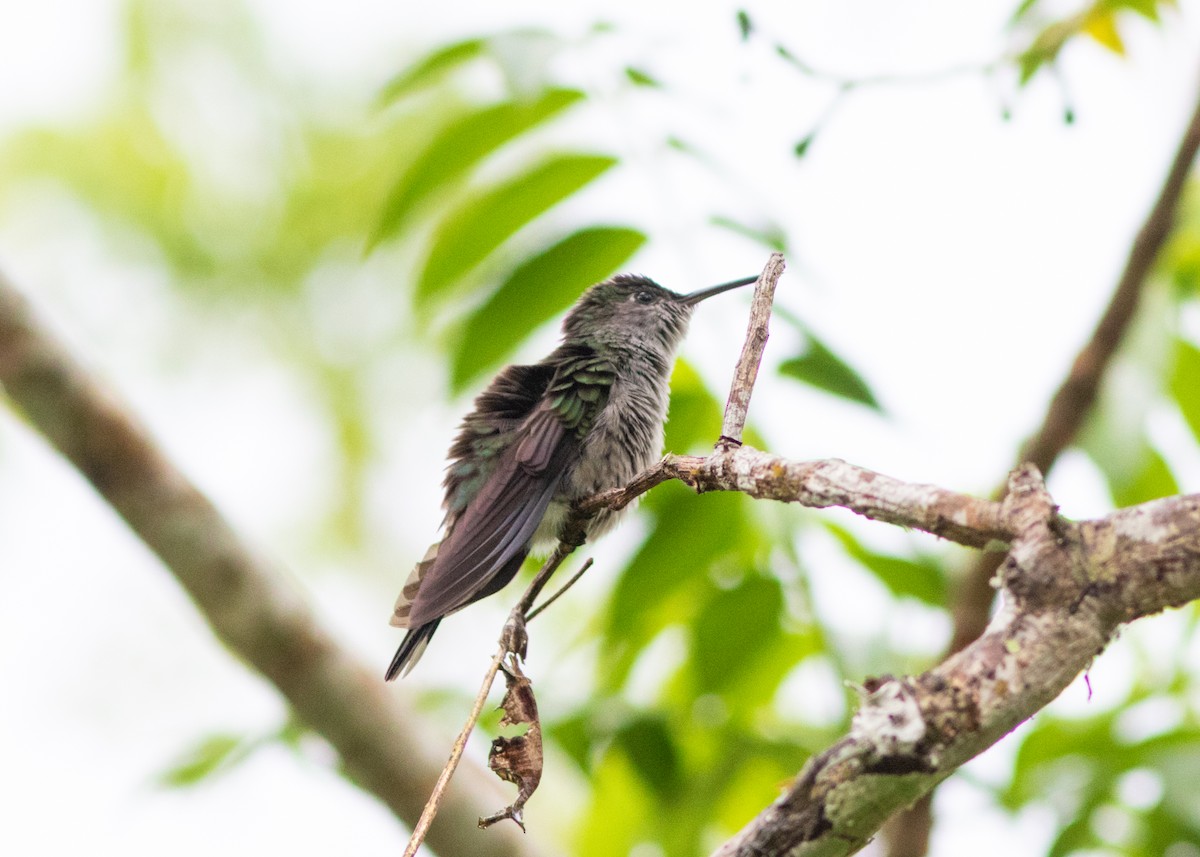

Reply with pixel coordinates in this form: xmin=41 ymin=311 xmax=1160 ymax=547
xmin=385 ymin=619 xmax=441 ymax=681
xmin=390 ymin=542 xmax=438 ymax=629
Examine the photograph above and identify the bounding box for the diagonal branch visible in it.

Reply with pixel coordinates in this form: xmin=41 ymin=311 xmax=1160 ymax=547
xmin=711 ymin=466 xmax=1200 ymax=856
xmin=0 ymin=274 xmax=543 ymax=857
xmin=886 ymin=63 xmax=1200 ymax=857
xmin=952 ymin=62 xmax=1200 ymax=656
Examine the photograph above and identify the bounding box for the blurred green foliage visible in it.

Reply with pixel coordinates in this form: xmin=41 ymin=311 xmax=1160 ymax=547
xmin=1011 ymin=0 xmax=1178 ymax=85
xmin=1000 ymin=627 xmax=1200 ymax=856
xmin=3 ymin=2 xmax=1200 ymax=856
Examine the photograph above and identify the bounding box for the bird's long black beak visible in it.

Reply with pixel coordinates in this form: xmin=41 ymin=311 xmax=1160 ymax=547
xmin=681 ymin=274 xmax=758 ymax=306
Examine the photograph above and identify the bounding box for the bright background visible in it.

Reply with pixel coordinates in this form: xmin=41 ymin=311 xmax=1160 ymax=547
xmin=3 ymin=1 xmax=1200 ymax=855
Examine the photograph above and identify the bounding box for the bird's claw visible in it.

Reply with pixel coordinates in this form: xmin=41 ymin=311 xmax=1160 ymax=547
xmin=500 ymin=612 xmax=529 ymax=661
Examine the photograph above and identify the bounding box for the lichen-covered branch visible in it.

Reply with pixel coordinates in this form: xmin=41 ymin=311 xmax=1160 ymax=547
xmin=0 ymin=274 xmax=543 ymax=857
xmin=948 ymin=63 xmax=1200 ymax=656
xmin=709 ymin=466 xmax=1200 ymax=856
xmin=576 ymin=445 xmax=1200 ymax=855
xmin=881 ymin=60 xmax=1200 ymax=857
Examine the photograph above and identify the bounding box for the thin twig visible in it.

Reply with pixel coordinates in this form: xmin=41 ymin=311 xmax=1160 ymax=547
xmin=526 ymin=558 xmax=594 ymax=622
xmin=774 ymin=43 xmax=1003 ymax=92
xmin=401 ymin=538 xmax=581 ymax=855
xmin=719 ymin=252 xmax=785 ymax=446
xmin=514 ymin=536 xmax=584 ymax=617
xmin=402 ymin=648 xmax=507 ymax=857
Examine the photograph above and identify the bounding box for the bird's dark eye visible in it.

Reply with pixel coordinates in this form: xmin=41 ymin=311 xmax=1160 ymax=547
xmin=633 ymin=290 xmax=655 ymax=305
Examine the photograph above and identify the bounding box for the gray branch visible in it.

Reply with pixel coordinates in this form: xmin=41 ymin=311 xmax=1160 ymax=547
xmin=578 ymin=447 xmax=1200 ymax=855
xmin=699 ymin=464 xmax=1200 ymax=855
xmin=0 ymin=274 xmax=543 ymax=857
xmin=720 ymin=252 xmax=784 ymax=445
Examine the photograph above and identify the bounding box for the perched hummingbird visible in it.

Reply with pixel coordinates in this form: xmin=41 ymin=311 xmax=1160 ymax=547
xmin=386 ymin=272 xmax=757 ymax=679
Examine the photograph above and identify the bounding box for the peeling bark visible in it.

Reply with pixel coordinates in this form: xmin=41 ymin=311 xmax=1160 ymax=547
xmin=708 ymin=466 xmax=1200 ymax=856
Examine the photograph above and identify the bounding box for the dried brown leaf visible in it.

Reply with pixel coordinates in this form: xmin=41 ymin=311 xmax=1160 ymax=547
xmin=478 ymin=657 xmax=543 ymax=831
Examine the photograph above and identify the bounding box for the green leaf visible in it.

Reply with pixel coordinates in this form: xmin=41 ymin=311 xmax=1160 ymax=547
xmin=1046 ymin=815 xmax=1099 ymax=857
xmin=1004 ymin=714 xmax=1117 ymax=807
xmin=691 ymin=575 xmax=784 ymax=692
xmin=602 ymin=490 xmax=752 ymax=687
xmin=416 ymin=153 xmax=618 ymax=306
xmin=1111 ymin=0 xmax=1167 ymax=23
xmin=624 ymin=67 xmax=661 ymax=87
xmin=666 ymin=135 xmax=694 ymax=154
xmin=778 ymin=330 xmax=882 ymax=411
xmin=377 ymin=38 xmax=487 ymax=105
xmin=736 ymin=9 xmax=753 ymax=40
xmin=159 ymin=734 xmax=244 ymax=787
xmin=615 ymin=714 xmax=682 ymax=800
xmin=824 ymin=523 xmax=947 ymax=607
xmin=1170 ymin=337 xmax=1200 ymax=443
xmin=774 ymin=43 xmax=801 ymax=67
xmin=372 ymin=89 xmax=585 ymax=245
xmin=1004 ymin=706 xmax=1200 ymax=855
xmin=576 ymin=752 xmax=652 ymax=857
xmin=547 ymin=710 xmax=596 ymax=773
xmin=451 ymin=226 xmax=645 ymax=390
xmin=1081 ymin=416 xmax=1179 ymax=508
xmin=1112 ymin=443 xmax=1179 ymax=508
xmin=1084 ymin=9 xmax=1126 ymax=54
xmin=1009 ymin=0 xmax=1041 ymax=23
xmin=1144 ymin=804 xmax=1200 ymax=857
xmin=1015 ymin=12 xmax=1091 ymax=86
xmin=793 ymin=133 xmax=815 ymax=159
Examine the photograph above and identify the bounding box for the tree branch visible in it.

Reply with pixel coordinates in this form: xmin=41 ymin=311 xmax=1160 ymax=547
xmin=709 ymin=466 xmax=1200 ymax=856
xmin=0 ymin=274 xmax=543 ymax=857
xmin=7 ymin=257 xmax=1200 ymax=855
xmin=581 ymin=451 xmax=1012 ymax=549
xmin=951 ymin=62 xmax=1200 ymax=657
xmin=882 ymin=63 xmax=1200 ymax=857
xmin=720 ymin=251 xmax=784 ymax=446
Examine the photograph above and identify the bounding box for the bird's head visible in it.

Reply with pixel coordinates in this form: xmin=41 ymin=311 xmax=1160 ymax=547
xmin=562 ymin=273 xmax=756 ymax=356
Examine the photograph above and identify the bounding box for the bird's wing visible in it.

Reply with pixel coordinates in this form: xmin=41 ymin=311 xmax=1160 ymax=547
xmin=403 ymin=407 xmax=571 ymax=626
xmin=442 ymin=361 xmax=558 ymax=522
xmin=402 ymin=346 xmax=614 ymax=627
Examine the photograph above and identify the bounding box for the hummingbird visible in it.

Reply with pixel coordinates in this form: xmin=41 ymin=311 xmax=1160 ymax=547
xmin=386 ymin=272 xmax=757 ymax=679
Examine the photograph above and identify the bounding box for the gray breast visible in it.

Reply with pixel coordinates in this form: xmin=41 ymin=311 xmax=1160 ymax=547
xmin=534 ymin=361 xmax=672 ymax=546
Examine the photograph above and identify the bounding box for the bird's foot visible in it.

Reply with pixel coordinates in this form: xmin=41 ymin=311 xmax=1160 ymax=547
xmin=500 ymin=611 xmax=529 ymax=662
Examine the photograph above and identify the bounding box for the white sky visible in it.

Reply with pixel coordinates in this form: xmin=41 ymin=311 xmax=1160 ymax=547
xmin=2 ymin=1 xmax=1200 ymax=855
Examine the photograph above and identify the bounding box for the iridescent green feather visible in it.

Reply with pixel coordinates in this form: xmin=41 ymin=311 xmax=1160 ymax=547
xmin=546 ymin=353 xmax=615 ymax=434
